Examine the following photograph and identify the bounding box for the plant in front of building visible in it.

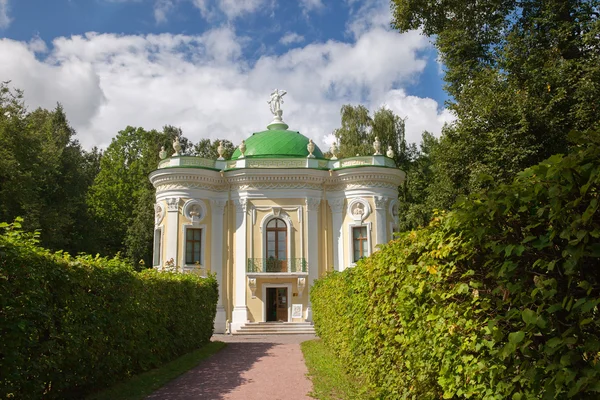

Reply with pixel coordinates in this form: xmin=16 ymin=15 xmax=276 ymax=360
xmin=312 ymin=130 xmax=600 ymax=399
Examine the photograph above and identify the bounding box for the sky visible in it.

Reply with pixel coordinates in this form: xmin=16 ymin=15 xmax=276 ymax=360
xmin=0 ymin=0 xmax=454 ymax=151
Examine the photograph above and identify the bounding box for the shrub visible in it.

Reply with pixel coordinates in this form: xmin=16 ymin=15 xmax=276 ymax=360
xmin=0 ymin=221 xmax=218 ymax=399
xmin=312 ymin=131 xmax=600 ymax=399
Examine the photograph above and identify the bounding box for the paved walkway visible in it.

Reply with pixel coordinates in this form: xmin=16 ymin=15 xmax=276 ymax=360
xmin=147 ymin=334 xmax=316 ymax=400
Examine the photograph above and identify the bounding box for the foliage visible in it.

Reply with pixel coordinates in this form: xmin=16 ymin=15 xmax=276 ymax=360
xmin=301 ymin=339 xmax=370 ymax=400
xmin=86 ymin=341 xmax=226 ymax=400
xmin=392 ymin=0 xmax=600 ymax=211
xmin=312 ymin=131 xmax=600 ymax=399
xmin=0 ymin=219 xmax=218 ymax=399
xmin=397 ymin=131 xmax=439 ymax=231
xmin=0 ymin=82 xmax=101 ymax=254
xmin=333 ymin=104 xmax=411 ymax=169
xmin=87 ymin=125 xmax=189 ymax=262
xmin=193 ymin=138 xmax=235 ymax=160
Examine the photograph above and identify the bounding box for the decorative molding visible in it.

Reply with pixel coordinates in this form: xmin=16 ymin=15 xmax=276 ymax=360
xmin=297 ymin=277 xmax=306 ymax=298
xmin=373 ymin=196 xmax=388 ymax=210
xmin=166 ymin=198 xmax=179 ymax=212
xmin=209 ymin=199 xmax=227 ymax=215
xmin=389 ymin=199 xmax=399 ymax=218
xmin=233 ymin=198 xmax=248 ymax=213
xmin=232 ymin=182 xmax=323 ymax=191
xmin=246 ymin=159 xmax=306 ymax=168
xmin=305 ymin=197 xmax=321 ymax=212
xmin=248 ymin=278 xmax=257 ymax=298
xmin=182 ymin=199 xmax=207 ymax=224
xmin=329 ymin=198 xmax=345 ymax=213
xmin=154 ymin=203 xmax=165 ymax=225
xmin=347 ymin=197 xmax=371 ymax=222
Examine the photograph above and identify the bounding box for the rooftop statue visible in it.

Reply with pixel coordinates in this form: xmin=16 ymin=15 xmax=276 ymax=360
xmin=268 ymin=89 xmax=287 ymax=116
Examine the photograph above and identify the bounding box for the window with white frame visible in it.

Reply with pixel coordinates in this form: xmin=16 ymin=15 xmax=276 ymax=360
xmin=153 ymin=228 xmax=162 ymax=266
xmin=185 ymin=227 xmax=203 ymax=264
xmin=352 ymin=226 xmax=368 ymax=262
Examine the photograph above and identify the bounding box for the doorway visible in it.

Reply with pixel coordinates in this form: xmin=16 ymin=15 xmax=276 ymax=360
xmin=266 ymin=287 xmax=288 ymax=322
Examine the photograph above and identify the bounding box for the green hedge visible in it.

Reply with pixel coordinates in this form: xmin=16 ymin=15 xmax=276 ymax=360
xmin=312 ymin=131 xmax=600 ymax=399
xmin=0 ymin=222 xmax=218 ymax=399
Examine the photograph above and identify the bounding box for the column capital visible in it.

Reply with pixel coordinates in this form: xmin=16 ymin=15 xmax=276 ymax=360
xmin=166 ymin=197 xmax=179 ymax=212
xmin=305 ymin=197 xmax=321 ymax=212
xmin=373 ymin=196 xmax=389 ymax=210
xmin=328 ymin=198 xmax=345 ymax=213
xmin=233 ymin=198 xmax=248 ymax=213
xmin=210 ymin=199 xmax=227 ymax=215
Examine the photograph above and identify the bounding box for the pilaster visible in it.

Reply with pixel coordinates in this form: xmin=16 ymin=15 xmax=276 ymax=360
xmin=210 ymin=199 xmax=227 ymax=333
xmin=231 ymin=198 xmax=248 ymax=333
xmin=305 ymin=197 xmax=321 ymax=322
xmin=374 ymin=196 xmax=388 ymax=246
xmin=329 ymin=198 xmax=345 ymax=271
xmin=165 ymin=197 xmax=179 ymax=266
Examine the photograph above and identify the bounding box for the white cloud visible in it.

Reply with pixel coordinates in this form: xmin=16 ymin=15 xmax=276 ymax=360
xmin=191 ymin=0 xmax=268 ymax=20
xmin=299 ymin=0 xmax=323 ymax=14
xmin=153 ymin=0 xmax=175 ymax=23
xmin=0 ymin=24 xmax=450 ymax=151
xmin=280 ymin=32 xmax=304 ymax=46
xmin=0 ymin=0 xmax=12 ymax=29
xmin=346 ymin=0 xmax=391 ymax=39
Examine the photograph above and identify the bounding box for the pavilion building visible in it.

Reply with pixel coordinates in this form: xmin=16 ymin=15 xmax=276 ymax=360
xmin=149 ymin=91 xmax=405 ymax=333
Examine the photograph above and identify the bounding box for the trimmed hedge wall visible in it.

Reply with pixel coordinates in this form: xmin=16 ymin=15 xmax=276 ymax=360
xmin=312 ymin=131 xmax=600 ymax=399
xmin=0 ymin=223 xmax=218 ymax=399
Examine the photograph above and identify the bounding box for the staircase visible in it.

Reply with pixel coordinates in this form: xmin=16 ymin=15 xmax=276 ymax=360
xmin=233 ymin=322 xmax=316 ymax=335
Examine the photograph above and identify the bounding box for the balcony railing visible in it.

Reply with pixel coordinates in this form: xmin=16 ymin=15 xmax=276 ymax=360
xmin=247 ymin=258 xmax=307 ymax=273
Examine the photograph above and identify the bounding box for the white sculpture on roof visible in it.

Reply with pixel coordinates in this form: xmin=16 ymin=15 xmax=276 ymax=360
xmin=268 ymin=89 xmax=287 ymax=116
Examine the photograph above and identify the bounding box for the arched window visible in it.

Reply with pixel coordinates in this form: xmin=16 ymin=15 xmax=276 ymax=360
xmin=266 ymin=218 xmax=287 ymax=272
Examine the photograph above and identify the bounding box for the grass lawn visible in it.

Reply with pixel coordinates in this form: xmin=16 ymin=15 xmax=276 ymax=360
xmin=301 ymin=339 xmax=370 ymax=399
xmin=86 ymin=341 xmax=226 ymax=400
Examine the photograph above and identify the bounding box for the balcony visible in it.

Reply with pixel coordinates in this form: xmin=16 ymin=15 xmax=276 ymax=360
xmin=247 ymin=258 xmax=307 ymax=274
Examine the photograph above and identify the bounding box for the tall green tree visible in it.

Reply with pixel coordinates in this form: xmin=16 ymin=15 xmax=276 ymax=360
xmin=87 ymin=125 xmax=188 ymax=263
xmin=333 ymin=104 xmax=410 ymax=169
xmin=392 ymin=0 xmax=600 ymax=209
xmin=0 ymin=83 xmax=100 ymax=254
xmin=397 ymin=131 xmax=439 ymax=231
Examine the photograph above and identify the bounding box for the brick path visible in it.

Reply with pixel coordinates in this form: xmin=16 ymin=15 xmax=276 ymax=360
xmin=146 ymin=334 xmax=316 ymax=400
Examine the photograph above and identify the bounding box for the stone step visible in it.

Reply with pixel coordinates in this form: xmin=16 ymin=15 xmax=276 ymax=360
xmin=233 ymin=322 xmax=316 ymax=335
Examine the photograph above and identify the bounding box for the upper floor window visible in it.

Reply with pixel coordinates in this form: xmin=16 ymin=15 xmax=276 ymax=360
xmin=352 ymin=226 xmax=368 ymax=262
xmin=186 ymin=228 xmax=202 ymax=264
xmin=266 ymin=218 xmax=287 ymax=260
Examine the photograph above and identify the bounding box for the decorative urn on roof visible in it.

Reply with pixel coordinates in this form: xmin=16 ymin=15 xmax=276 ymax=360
xmin=330 ymin=141 xmax=339 ymax=160
xmin=386 ymin=145 xmax=394 ymax=158
xmin=307 ymin=139 xmax=315 ymax=158
xmin=239 ymin=140 xmax=246 ymax=158
xmin=172 ymin=137 xmax=182 ymax=156
xmin=217 ymin=141 xmax=225 ymax=160
xmin=159 ymin=146 xmax=167 ymax=160
xmin=373 ymin=136 xmax=381 ymax=155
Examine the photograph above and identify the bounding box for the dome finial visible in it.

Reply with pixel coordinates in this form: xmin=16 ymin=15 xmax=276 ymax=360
xmin=267 ymin=89 xmax=289 ymax=130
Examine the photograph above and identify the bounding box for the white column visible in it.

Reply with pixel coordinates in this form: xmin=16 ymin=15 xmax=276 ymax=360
xmin=305 ymin=197 xmax=321 ymax=322
xmin=210 ymin=199 xmax=227 ymax=333
xmin=231 ymin=198 xmax=248 ymax=333
xmin=165 ymin=197 xmax=179 ymax=267
xmin=329 ymin=198 xmax=345 ymax=271
xmin=374 ymin=196 xmax=388 ymax=246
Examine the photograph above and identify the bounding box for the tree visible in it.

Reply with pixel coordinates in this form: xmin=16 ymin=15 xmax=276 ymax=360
xmin=193 ymin=138 xmax=235 ymax=159
xmin=397 ymin=131 xmax=438 ymax=231
xmin=392 ymin=0 xmax=600 ymax=209
xmin=0 ymin=83 xmax=101 ymax=254
xmin=87 ymin=125 xmax=189 ymax=262
xmin=333 ymin=104 xmax=410 ymax=169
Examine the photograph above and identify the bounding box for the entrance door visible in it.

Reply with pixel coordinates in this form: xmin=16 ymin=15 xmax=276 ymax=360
xmin=266 ymin=287 xmax=288 ymax=322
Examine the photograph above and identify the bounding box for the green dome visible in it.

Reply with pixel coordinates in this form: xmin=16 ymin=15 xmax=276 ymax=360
xmin=231 ymin=129 xmax=324 ymax=160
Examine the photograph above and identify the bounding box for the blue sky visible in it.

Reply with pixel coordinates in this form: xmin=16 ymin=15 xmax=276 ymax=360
xmin=0 ymin=0 xmax=452 ymax=149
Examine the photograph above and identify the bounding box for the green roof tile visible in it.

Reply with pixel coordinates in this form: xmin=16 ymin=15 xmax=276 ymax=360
xmin=231 ymin=129 xmax=324 ymax=160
